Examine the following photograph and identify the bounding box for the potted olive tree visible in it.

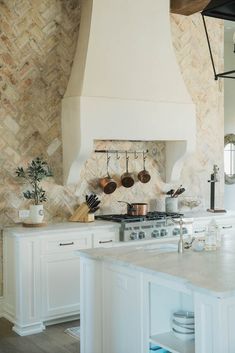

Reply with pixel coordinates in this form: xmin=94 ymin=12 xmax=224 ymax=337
xmin=16 ymin=157 xmax=53 ymax=223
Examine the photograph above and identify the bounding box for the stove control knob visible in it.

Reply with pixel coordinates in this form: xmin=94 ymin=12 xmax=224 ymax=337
xmin=138 ymin=231 xmax=146 ymax=239
xmin=151 ymin=230 xmax=160 ymax=238
xmin=173 ymin=228 xmax=180 ymax=236
xmin=160 ymin=229 xmax=168 ymax=237
xmin=130 ymin=232 xmax=138 ymax=240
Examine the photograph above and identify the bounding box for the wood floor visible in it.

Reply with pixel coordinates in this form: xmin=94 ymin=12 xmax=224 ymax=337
xmin=0 ymin=319 xmax=80 ymax=353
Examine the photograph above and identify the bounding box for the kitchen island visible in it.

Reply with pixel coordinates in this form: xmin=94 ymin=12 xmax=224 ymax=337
xmin=79 ymin=233 xmax=235 ymax=353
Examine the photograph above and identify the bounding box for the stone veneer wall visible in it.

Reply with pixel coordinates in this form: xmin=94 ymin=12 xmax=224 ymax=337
xmin=0 ymin=1 xmax=224 ymax=295
xmin=171 ymin=14 xmax=224 ymax=212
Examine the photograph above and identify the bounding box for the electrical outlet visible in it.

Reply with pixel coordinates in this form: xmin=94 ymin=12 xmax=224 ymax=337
xmin=18 ymin=210 xmax=30 ymax=219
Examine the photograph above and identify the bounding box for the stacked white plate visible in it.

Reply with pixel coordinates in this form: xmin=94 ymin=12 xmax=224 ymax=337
xmin=172 ymin=311 xmax=195 ymax=341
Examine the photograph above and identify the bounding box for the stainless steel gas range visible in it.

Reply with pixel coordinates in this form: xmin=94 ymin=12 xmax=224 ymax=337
xmin=96 ymin=212 xmax=191 ymax=242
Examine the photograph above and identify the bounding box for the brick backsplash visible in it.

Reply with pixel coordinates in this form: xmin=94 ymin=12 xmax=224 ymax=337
xmin=0 ymin=2 xmax=224 ymax=296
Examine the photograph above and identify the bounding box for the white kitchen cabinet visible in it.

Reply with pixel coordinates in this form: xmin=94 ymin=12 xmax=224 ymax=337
xmin=41 ymin=231 xmax=92 ymax=320
xmin=80 ymin=249 xmax=235 ymax=353
xmin=3 ymin=222 xmax=119 ymax=336
xmin=192 ymin=215 xmax=235 ymax=237
xmin=80 ymin=257 xmax=196 ymax=353
xmin=41 ymin=252 xmax=81 ymax=320
xmin=93 ymin=229 xmax=117 ymax=247
xmin=102 ymin=264 xmax=142 ymax=353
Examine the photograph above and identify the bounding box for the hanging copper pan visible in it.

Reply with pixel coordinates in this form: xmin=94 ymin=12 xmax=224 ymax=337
xmin=121 ymin=152 xmax=135 ymax=188
xmin=99 ymin=153 xmax=117 ymax=194
xmin=138 ymin=152 xmax=151 ymax=184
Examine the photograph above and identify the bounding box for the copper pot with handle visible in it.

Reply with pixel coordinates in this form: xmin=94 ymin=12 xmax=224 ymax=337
xmin=121 ymin=152 xmax=135 ymax=188
xmin=118 ymin=201 xmax=148 ymax=216
xmin=99 ymin=153 xmax=117 ymax=194
xmin=138 ymin=152 xmax=151 ymax=184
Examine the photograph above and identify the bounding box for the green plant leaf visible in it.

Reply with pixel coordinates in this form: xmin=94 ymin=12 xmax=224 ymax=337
xmin=16 ymin=157 xmax=53 ymax=204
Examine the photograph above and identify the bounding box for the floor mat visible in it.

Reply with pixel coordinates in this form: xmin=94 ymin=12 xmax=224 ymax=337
xmin=64 ymin=326 xmax=80 ymax=340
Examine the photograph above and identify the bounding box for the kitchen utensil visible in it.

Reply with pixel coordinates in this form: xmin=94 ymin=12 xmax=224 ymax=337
xmin=99 ymin=153 xmax=117 ymax=194
xmin=166 ymin=189 xmax=175 ymax=196
xmin=121 ymin=152 xmax=135 ymax=188
xmin=174 ymin=187 xmax=185 ymax=197
xmin=171 ymin=185 xmax=182 ymax=198
xmin=89 ymin=206 xmax=100 ymax=214
xmin=118 ymin=201 xmax=148 ymax=216
xmin=85 ymin=194 xmax=101 ymax=213
xmin=138 ymin=152 xmax=151 ymax=184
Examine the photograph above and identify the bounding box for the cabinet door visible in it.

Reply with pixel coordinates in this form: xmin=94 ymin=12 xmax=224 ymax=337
xmin=93 ymin=228 xmax=119 ymax=248
xmin=41 ymin=252 xmax=80 ymax=320
xmin=102 ymin=264 xmax=142 ymax=353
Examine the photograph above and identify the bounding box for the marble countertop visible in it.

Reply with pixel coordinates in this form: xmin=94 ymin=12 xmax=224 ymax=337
xmin=182 ymin=210 xmax=235 ymax=221
xmin=3 ymin=220 xmax=120 ymax=237
xmin=79 ymin=232 xmax=235 ymax=298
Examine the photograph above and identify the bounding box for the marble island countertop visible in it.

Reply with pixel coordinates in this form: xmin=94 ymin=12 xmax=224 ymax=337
xmin=79 ymin=232 xmax=235 ymax=298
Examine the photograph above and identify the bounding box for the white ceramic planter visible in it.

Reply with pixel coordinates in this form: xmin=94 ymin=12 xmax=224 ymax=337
xmin=29 ymin=204 xmax=44 ymax=223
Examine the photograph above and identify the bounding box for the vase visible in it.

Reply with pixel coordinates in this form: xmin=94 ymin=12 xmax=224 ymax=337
xmin=29 ymin=204 xmax=44 ymax=223
xmin=165 ymin=197 xmax=178 ymax=213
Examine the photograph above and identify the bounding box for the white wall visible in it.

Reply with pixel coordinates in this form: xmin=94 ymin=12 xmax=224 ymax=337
xmin=224 ymin=39 xmax=235 ymax=210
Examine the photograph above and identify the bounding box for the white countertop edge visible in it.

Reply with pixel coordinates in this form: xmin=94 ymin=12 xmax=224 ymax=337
xmin=3 ymin=221 xmax=120 ymax=237
xmin=78 ymin=250 xmax=233 ymax=299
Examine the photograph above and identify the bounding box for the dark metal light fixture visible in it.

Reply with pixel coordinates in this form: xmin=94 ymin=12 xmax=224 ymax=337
xmin=233 ymin=31 xmax=235 ymax=52
xmin=202 ymin=0 xmax=235 ymax=79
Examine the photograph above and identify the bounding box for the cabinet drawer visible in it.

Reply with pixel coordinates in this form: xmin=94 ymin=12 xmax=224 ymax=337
xmin=193 ymin=222 xmax=207 ymax=236
xmin=93 ymin=231 xmax=118 ymax=248
xmin=42 ymin=233 xmax=92 ymax=254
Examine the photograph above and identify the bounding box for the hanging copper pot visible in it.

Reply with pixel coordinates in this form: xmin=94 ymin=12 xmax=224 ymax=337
xmin=99 ymin=153 xmax=117 ymax=194
xmin=138 ymin=152 xmax=151 ymax=184
xmin=121 ymin=152 xmax=135 ymax=188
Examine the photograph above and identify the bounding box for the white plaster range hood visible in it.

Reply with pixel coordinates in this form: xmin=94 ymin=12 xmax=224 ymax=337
xmin=62 ymin=0 xmax=196 ymax=185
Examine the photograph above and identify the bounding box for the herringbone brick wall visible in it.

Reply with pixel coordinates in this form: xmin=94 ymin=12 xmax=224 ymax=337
xmin=171 ymin=14 xmax=224 ymax=209
xmin=0 ymin=0 xmax=81 ymax=226
xmin=0 ymin=2 xmax=223 ymax=295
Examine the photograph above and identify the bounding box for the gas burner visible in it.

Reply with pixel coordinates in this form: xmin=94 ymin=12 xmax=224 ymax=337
xmin=96 ymin=211 xmax=189 ymax=242
xmin=95 ymin=211 xmax=183 ymax=223
xmin=95 ymin=214 xmax=146 ymax=223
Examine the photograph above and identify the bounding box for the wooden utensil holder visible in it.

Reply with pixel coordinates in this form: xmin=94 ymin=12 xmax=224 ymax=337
xmin=69 ymin=203 xmax=95 ymax=223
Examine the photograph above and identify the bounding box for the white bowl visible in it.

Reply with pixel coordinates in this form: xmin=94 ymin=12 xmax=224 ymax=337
xmin=172 ymin=318 xmax=195 ymax=329
xmin=172 ymin=328 xmax=195 ymax=341
xmin=172 ymin=322 xmax=194 ymax=334
xmin=173 ymin=311 xmax=194 ymax=325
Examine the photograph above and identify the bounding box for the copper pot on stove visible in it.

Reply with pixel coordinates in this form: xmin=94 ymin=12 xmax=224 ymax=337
xmin=118 ymin=201 xmax=148 ymax=216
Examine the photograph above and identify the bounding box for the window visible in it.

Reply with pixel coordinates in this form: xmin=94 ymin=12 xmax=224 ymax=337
xmin=224 ymin=134 xmax=235 ymax=184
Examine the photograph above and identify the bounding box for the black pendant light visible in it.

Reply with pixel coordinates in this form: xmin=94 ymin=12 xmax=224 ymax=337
xmin=202 ymin=0 xmax=235 ymax=79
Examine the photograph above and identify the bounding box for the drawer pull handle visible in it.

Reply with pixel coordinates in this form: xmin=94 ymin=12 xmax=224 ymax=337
xmin=222 ymin=225 xmax=232 ymax=229
xmin=194 ymin=229 xmax=206 ymax=234
xmin=59 ymin=242 xmax=74 ymax=246
xmin=99 ymin=240 xmax=113 ymax=244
